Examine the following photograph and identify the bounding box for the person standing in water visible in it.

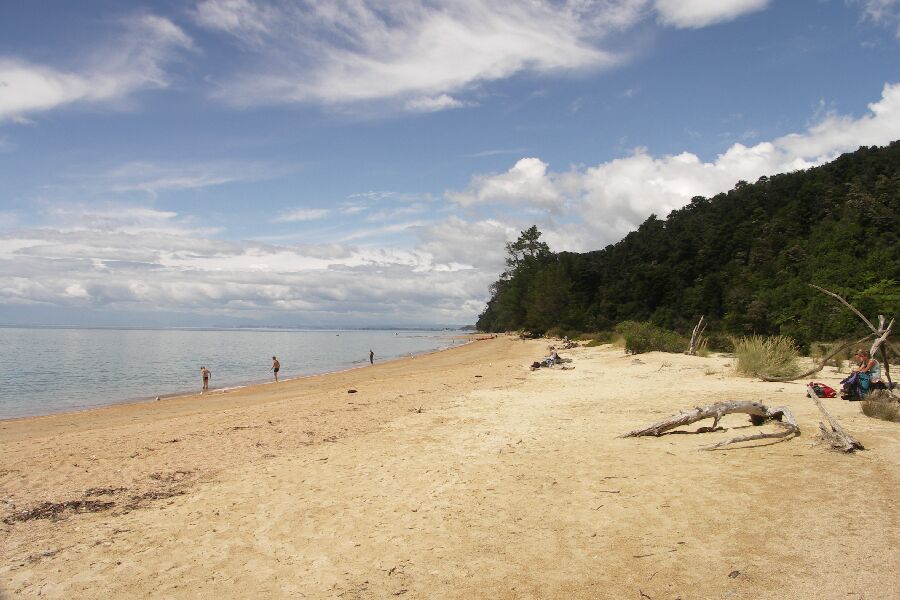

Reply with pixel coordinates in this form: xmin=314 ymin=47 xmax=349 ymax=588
xmin=369 ymin=349 xmax=374 ymax=365
xmin=271 ymin=356 xmax=281 ymax=382
xmin=200 ymin=366 xmax=211 ymax=391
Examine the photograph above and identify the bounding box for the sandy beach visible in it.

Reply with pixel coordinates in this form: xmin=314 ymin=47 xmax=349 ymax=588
xmin=1 ymin=336 xmax=898 ymax=599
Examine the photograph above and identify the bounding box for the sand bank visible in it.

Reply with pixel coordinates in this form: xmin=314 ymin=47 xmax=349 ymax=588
xmin=1 ymin=336 xmax=898 ymax=599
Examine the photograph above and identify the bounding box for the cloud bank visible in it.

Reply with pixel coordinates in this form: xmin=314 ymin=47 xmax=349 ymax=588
xmin=0 ymin=15 xmax=192 ymax=122
xmin=448 ymin=82 xmax=900 ymax=250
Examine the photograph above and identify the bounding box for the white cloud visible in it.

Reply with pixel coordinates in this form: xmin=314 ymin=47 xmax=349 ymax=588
xmin=447 ymin=157 xmax=564 ymax=210
xmin=0 ymin=221 xmax=486 ymax=324
xmin=448 ymin=82 xmax=900 ymax=250
xmin=654 ymin=0 xmax=770 ymax=28
xmin=195 ymin=0 xmax=638 ymax=110
xmin=855 ymin=0 xmax=900 ymax=36
xmin=0 ymin=15 xmax=192 ymax=122
xmin=404 ymin=94 xmax=471 ymax=112
xmin=193 ymin=0 xmax=277 ymax=44
xmin=99 ymin=160 xmax=275 ymax=197
xmin=272 ymin=208 xmax=331 ymax=223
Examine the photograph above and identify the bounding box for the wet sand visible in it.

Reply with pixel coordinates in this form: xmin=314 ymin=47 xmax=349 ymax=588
xmin=1 ymin=336 xmax=898 ymax=599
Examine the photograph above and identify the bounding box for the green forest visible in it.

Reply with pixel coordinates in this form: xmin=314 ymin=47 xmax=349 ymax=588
xmin=476 ymin=142 xmax=900 ymax=348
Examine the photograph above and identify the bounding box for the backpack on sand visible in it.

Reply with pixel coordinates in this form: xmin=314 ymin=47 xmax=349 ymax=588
xmin=809 ymin=382 xmax=837 ymax=398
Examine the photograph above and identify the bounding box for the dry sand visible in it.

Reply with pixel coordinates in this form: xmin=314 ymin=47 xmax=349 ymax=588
xmin=1 ymin=336 xmax=898 ymax=599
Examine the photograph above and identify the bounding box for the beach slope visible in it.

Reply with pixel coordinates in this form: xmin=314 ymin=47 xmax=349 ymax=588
xmin=2 ymin=337 xmax=898 ymax=599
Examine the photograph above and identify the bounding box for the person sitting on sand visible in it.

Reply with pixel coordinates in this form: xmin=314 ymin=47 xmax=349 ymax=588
xmin=853 ymin=349 xmax=882 ymax=395
xmin=200 ymin=366 xmax=211 ymax=391
xmin=271 ymin=356 xmax=280 ymax=382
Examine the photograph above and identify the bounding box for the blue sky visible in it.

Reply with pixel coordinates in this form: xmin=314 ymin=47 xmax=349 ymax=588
xmin=1 ymin=0 xmax=899 ymax=327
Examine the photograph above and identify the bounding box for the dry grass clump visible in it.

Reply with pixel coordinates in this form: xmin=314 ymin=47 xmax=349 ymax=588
xmin=860 ymin=397 xmax=900 ymax=422
xmin=732 ymin=335 xmax=801 ymax=378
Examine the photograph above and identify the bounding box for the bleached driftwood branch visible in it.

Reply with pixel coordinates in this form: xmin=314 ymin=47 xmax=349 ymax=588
xmin=686 ymin=315 xmax=707 ymax=356
xmin=808 ymin=284 xmax=895 ymax=396
xmin=805 ymin=384 xmax=864 ymax=452
xmin=620 ymin=400 xmax=800 ymax=450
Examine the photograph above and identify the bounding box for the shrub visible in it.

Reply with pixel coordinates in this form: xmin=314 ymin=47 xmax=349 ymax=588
xmin=615 ymin=321 xmax=687 ymax=355
xmin=704 ymin=332 xmax=734 ymax=353
xmin=732 ymin=335 xmax=801 ymax=378
xmin=811 ymin=341 xmax=850 ymax=372
xmin=860 ymin=398 xmax=900 ymax=422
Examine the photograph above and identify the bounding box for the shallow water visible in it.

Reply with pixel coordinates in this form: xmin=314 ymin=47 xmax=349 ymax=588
xmin=0 ymin=327 xmax=461 ymax=419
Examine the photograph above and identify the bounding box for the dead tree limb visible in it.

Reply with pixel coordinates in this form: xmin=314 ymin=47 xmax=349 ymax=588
xmin=621 ymin=401 xmax=800 ymax=449
xmin=805 ymin=384 xmax=864 ymax=452
xmin=757 ymin=334 xmax=874 ymax=382
xmin=809 ymin=284 xmax=895 ymax=396
xmin=809 ymin=284 xmax=878 ymax=331
xmin=871 ymin=316 xmax=894 ymax=392
xmin=686 ymin=315 xmax=707 ymax=356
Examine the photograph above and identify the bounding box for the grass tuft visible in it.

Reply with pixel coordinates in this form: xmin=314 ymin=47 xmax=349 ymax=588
xmin=860 ymin=397 xmax=900 ymax=422
xmin=732 ymin=335 xmax=801 ymax=378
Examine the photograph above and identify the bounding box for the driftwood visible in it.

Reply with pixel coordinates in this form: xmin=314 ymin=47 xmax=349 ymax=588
xmin=871 ymin=315 xmax=894 ymax=391
xmin=621 ymin=401 xmax=800 ymax=450
xmin=686 ymin=315 xmax=707 ymax=356
xmin=757 ymin=334 xmax=874 ymax=382
xmin=809 ymin=284 xmax=895 ymax=396
xmin=805 ymin=384 xmax=864 ymax=452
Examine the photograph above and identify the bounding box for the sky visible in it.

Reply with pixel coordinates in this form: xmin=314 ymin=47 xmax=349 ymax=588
xmin=1 ymin=0 xmax=899 ymax=328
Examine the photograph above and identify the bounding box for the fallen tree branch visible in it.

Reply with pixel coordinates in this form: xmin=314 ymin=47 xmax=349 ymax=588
xmin=805 ymin=384 xmax=864 ymax=452
xmin=621 ymin=401 xmax=799 ymax=449
xmin=756 ymin=334 xmax=874 ymax=382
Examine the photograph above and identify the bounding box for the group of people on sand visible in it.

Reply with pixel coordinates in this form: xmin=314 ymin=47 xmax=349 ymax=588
xmin=198 ymin=351 xmax=377 ymax=392
xmin=840 ymin=348 xmax=886 ymax=400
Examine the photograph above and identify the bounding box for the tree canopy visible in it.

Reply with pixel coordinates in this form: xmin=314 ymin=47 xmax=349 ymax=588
xmin=476 ymin=142 xmax=900 ymax=346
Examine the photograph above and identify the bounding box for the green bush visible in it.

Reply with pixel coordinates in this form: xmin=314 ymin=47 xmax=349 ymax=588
xmin=615 ymin=321 xmax=687 ymax=355
xmin=704 ymin=332 xmax=735 ymax=353
xmin=582 ymin=330 xmax=614 ymax=346
xmin=732 ymin=335 xmax=801 ymax=378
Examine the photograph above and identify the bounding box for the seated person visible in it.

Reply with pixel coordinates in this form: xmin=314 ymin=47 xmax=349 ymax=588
xmin=854 ymin=349 xmax=883 ymax=395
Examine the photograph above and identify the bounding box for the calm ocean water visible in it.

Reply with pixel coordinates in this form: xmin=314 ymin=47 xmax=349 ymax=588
xmin=0 ymin=327 xmax=463 ymax=419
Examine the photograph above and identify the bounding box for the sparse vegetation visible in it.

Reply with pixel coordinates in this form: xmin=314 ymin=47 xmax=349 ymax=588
xmin=616 ymin=321 xmax=687 ymax=355
xmin=860 ymin=397 xmax=900 ymax=422
xmin=811 ymin=341 xmax=850 ymax=372
xmin=732 ymin=335 xmax=801 ymax=378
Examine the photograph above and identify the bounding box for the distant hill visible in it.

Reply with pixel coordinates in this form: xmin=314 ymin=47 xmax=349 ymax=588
xmin=477 ymin=142 xmax=900 ymax=346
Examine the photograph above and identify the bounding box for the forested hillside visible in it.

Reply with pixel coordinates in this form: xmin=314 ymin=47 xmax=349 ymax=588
xmin=477 ymin=142 xmax=900 ymax=346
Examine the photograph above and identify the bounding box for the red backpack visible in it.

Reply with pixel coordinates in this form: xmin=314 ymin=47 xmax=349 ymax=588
xmin=810 ymin=382 xmax=837 ymax=398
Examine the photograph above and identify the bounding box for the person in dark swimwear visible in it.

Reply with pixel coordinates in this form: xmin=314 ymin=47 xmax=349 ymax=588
xmin=272 ymin=356 xmax=280 ymax=382
xmin=200 ymin=366 xmax=211 ymax=391
xmin=369 ymin=349 xmax=374 ymax=365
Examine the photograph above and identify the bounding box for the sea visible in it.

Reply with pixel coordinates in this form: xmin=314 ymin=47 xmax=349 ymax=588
xmin=0 ymin=327 xmax=465 ymax=420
